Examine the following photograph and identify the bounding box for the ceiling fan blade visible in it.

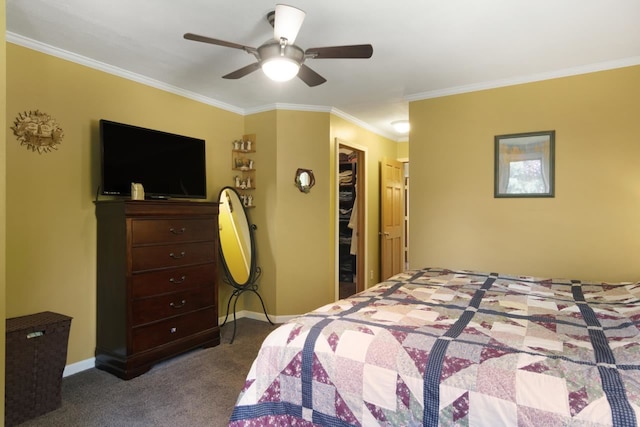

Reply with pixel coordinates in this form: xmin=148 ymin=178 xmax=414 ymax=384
xmin=273 ymin=4 xmax=306 ymax=44
xmin=297 ymin=64 xmax=327 ymax=87
xmin=184 ymin=33 xmax=253 ymax=51
xmin=222 ymin=63 xmax=262 ymax=79
xmin=305 ymin=44 xmax=373 ymax=59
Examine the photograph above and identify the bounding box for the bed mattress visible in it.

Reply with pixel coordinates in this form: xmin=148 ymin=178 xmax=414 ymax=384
xmin=229 ymin=267 xmax=640 ymax=426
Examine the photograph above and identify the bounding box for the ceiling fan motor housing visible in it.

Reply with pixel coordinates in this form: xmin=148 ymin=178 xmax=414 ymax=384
xmin=257 ymin=40 xmax=305 ymax=65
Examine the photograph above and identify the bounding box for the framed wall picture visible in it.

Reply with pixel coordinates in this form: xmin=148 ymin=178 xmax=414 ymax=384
xmin=494 ymin=130 xmax=555 ymax=198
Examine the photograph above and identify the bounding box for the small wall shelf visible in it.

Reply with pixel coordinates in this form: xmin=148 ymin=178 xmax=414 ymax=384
xmin=232 ymin=134 xmax=256 ymax=208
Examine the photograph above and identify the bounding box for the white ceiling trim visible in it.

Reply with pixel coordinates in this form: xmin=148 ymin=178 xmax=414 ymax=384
xmin=6 ymin=31 xmax=400 ymax=141
xmin=405 ymin=56 xmax=640 ymax=102
xmin=330 ymin=108 xmax=397 ymax=141
xmin=244 ymin=103 xmax=332 ymax=115
xmin=243 ymin=104 xmax=400 ymax=142
xmin=13 ymin=28 xmax=634 ymax=143
xmin=6 ymin=31 xmax=244 ymax=115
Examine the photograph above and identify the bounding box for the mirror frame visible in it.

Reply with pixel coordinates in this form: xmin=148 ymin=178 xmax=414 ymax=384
xmin=494 ymin=130 xmax=555 ymax=198
xmin=217 ymin=186 xmax=258 ymax=287
xmin=294 ymin=168 xmax=316 ymax=193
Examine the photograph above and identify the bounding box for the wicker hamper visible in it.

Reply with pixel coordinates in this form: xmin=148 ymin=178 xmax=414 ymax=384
xmin=5 ymin=311 xmax=72 ymax=427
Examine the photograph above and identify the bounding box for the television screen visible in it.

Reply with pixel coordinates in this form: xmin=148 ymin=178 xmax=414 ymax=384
xmin=100 ymin=120 xmax=207 ymax=199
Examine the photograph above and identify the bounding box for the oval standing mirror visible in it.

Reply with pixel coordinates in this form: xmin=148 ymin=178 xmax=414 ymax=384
xmin=217 ymin=186 xmax=272 ymax=342
xmin=219 ymin=187 xmax=254 ymax=285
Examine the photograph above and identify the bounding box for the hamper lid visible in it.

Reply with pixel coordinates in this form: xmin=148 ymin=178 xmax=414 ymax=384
xmin=6 ymin=311 xmax=72 ymax=333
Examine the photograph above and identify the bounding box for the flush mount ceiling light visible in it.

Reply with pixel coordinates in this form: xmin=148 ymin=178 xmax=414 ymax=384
xmin=391 ymin=120 xmax=410 ymax=133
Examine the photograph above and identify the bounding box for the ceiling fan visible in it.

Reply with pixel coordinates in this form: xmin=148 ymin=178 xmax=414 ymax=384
xmin=183 ymin=4 xmax=373 ymax=87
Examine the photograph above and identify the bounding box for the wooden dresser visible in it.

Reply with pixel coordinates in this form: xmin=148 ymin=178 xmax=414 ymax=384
xmin=95 ymin=200 xmax=220 ymax=380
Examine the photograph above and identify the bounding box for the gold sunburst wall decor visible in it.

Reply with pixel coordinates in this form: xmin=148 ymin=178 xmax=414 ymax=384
xmin=11 ymin=110 xmax=64 ymax=153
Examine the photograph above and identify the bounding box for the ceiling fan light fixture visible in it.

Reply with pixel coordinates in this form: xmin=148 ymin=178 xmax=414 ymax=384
xmin=392 ymin=120 xmax=410 ymax=133
xmin=184 ymin=6 xmax=372 ymax=87
xmin=261 ymin=57 xmax=300 ymax=82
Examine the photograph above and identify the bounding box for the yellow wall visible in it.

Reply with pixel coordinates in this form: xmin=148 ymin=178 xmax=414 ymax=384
xmin=397 ymin=141 xmax=409 ymax=160
xmin=274 ymin=110 xmax=333 ymax=314
xmin=5 ymin=44 xmax=244 ymax=364
xmin=4 ymin=43 xmax=401 ymax=372
xmin=409 ymin=65 xmax=640 ymax=281
xmin=242 ymin=111 xmax=277 ymax=315
xmin=238 ymin=110 xmax=399 ymax=316
xmin=242 ymin=110 xmax=334 ymax=316
xmin=1 ymin=0 xmax=7 ymax=421
xmin=5 ymin=20 xmax=639 ymax=399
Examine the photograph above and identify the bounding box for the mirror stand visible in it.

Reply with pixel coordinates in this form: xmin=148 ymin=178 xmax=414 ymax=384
xmin=217 ymin=186 xmax=274 ymax=344
xmin=220 ymin=257 xmax=273 ymax=344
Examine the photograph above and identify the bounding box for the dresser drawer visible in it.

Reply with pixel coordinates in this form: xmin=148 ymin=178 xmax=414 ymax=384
xmin=131 ymin=242 xmax=215 ymax=271
xmin=132 ymin=263 xmax=215 ymax=298
xmin=131 ymin=219 xmax=216 ymax=245
xmin=131 ymin=308 xmax=216 ymax=353
xmin=131 ymin=287 xmax=214 ymax=326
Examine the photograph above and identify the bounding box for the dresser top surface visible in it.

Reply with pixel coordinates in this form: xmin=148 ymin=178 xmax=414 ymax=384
xmin=95 ymin=200 xmax=219 ymax=217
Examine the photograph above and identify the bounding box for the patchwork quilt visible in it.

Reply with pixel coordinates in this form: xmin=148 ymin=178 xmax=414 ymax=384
xmin=229 ymin=268 xmax=640 ymax=426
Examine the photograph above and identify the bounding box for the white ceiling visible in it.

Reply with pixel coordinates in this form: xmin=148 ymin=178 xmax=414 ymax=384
xmin=6 ymin=0 xmax=640 ymax=140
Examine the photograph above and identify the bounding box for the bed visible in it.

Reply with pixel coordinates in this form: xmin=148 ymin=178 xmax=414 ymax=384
xmin=228 ymin=267 xmax=640 ymax=426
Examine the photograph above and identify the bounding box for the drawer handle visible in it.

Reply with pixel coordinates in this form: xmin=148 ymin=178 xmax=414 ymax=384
xmin=170 ymin=299 xmax=187 ymax=309
xmin=169 ymin=251 xmax=186 ymax=259
xmin=169 ymin=275 xmax=186 ymax=284
xmin=170 ymin=227 xmax=186 ymax=234
xmin=170 ymin=327 xmax=177 ymax=334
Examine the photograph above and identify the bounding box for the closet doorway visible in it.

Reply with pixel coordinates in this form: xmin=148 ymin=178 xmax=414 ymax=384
xmin=337 ymin=142 xmax=366 ymax=300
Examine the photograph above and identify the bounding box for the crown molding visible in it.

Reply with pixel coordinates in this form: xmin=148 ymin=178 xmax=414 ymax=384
xmin=405 ymin=56 xmax=640 ymax=102
xmin=6 ymin=32 xmax=245 ymax=115
xmin=244 ymin=104 xmax=401 ymax=142
xmin=7 ymin=32 xmax=401 ymax=142
xmin=244 ymin=103 xmax=332 ymax=115
xmin=330 ymin=108 xmax=398 ymax=141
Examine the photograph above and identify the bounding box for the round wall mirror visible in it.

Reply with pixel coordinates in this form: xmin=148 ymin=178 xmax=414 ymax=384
xmin=294 ymin=168 xmax=315 ymax=193
xmin=218 ymin=187 xmax=254 ymax=286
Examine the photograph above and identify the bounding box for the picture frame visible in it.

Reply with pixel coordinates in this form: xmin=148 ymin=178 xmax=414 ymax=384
xmin=494 ymin=130 xmax=555 ymax=198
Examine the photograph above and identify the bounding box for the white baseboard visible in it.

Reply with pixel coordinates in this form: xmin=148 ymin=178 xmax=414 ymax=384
xmin=63 ymin=357 xmax=96 ymax=377
xmin=64 ymin=310 xmax=299 ymax=377
xmin=222 ymin=309 xmax=298 ymax=325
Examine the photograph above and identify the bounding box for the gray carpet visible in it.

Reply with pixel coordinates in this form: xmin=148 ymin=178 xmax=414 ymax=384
xmin=18 ymin=318 xmax=278 ymax=427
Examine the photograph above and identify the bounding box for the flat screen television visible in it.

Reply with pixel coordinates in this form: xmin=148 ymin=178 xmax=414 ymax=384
xmin=100 ymin=119 xmax=207 ymax=199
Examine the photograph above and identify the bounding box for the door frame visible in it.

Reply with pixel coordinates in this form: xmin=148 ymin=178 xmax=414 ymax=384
xmin=335 ymin=138 xmax=367 ymax=300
